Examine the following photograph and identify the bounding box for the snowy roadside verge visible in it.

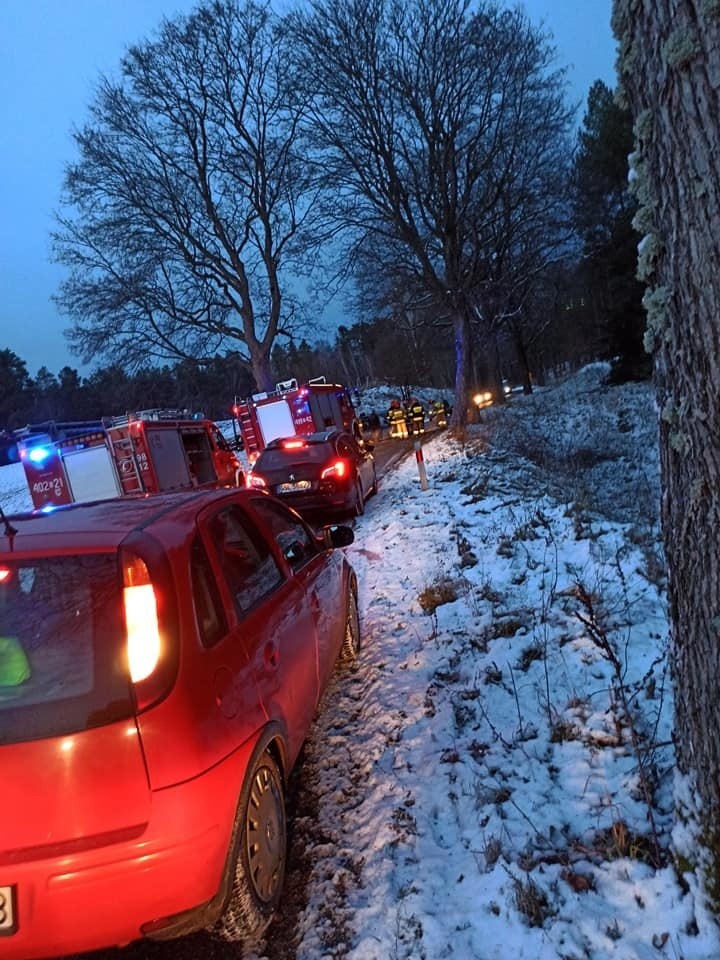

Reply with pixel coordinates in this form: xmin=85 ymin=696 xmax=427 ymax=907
xmin=253 ymin=368 xmax=717 ymax=960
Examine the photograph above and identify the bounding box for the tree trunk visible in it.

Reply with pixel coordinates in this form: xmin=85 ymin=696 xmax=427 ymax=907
xmin=250 ymin=345 xmax=276 ymax=394
xmin=512 ymin=328 xmax=534 ymax=394
xmin=449 ymin=308 xmax=473 ymax=439
xmin=613 ymin=0 xmax=720 ymax=913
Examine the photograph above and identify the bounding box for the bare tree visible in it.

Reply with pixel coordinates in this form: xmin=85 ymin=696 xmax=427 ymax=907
xmin=289 ymin=0 xmax=572 ymax=434
xmin=613 ymin=0 xmax=720 ymax=920
xmin=471 ymin=150 xmax=574 ymax=398
xmin=53 ymin=0 xmax=324 ymax=391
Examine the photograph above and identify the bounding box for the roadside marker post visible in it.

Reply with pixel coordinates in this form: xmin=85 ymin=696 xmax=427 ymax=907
xmin=414 ymin=439 xmax=429 ymax=491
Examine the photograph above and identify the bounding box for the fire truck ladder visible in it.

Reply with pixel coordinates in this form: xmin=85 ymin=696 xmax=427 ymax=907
xmin=105 ymin=409 xmax=190 ymax=427
xmin=109 ymin=436 xmax=147 ymax=494
xmin=235 ymin=404 xmax=260 ymax=453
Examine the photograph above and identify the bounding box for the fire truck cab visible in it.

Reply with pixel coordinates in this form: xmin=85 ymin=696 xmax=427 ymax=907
xmin=18 ymin=410 xmax=243 ymax=511
xmin=233 ymin=377 xmax=360 ymax=461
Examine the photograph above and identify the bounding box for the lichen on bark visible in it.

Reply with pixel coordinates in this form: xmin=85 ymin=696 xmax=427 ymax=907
xmin=642 ymin=285 xmax=670 ymax=351
xmin=662 ymin=27 xmax=701 ymax=70
xmin=637 ymin=232 xmax=663 ymax=282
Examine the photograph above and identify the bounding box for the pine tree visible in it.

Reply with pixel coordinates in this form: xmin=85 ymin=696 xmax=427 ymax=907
xmin=572 ymin=80 xmax=650 ymax=381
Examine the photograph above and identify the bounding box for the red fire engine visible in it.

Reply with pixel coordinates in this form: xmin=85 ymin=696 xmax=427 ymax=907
xmin=18 ymin=410 xmax=243 ymax=511
xmin=232 ymin=377 xmax=360 ymax=461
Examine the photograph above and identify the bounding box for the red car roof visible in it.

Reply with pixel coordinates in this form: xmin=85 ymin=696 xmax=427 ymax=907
xmin=0 ymin=488 xmax=249 ymax=556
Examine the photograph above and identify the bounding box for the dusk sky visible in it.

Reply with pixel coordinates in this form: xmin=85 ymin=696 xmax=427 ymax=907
xmin=0 ymin=1 xmax=618 ymax=378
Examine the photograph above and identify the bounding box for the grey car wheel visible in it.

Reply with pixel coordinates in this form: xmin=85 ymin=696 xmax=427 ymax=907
xmin=370 ymin=464 xmax=378 ymax=496
xmin=352 ymin=479 xmax=365 ymax=517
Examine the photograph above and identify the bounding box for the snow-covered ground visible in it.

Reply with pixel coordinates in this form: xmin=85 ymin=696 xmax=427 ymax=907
xmin=3 ymin=364 xmax=718 ymax=960
xmin=252 ymin=365 xmax=714 ymax=960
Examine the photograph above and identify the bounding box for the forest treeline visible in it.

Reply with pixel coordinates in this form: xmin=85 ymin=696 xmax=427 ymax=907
xmin=2 ymin=318 xmax=455 ymax=428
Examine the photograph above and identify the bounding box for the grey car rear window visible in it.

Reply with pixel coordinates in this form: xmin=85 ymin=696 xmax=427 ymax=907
xmin=0 ymin=555 xmax=132 ymax=745
xmin=258 ymin=442 xmax=332 ymax=469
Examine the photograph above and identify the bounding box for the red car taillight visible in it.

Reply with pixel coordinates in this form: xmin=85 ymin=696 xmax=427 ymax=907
xmin=247 ymin=473 xmax=267 ymax=489
xmin=120 ymin=549 xmax=179 ymax=712
xmin=321 ymin=458 xmax=349 ymax=480
xmin=123 ymin=554 xmax=161 ymax=684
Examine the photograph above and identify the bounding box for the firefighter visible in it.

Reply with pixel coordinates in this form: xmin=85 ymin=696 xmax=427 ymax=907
xmin=431 ymin=398 xmax=450 ymax=428
xmin=403 ymin=400 xmax=414 ymax=438
xmin=410 ymin=398 xmax=426 ymax=435
xmin=386 ymin=399 xmax=407 ymax=439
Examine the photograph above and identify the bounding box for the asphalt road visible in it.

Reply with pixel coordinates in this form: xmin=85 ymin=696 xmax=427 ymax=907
xmin=368 ymin=425 xmax=438 ymax=479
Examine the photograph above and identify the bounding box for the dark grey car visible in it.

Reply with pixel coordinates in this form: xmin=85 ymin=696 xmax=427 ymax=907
xmin=247 ymin=429 xmax=377 ymax=518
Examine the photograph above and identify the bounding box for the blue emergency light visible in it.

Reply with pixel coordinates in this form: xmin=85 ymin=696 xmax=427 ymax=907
xmin=27 ymin=445 xmax=53 ymax=465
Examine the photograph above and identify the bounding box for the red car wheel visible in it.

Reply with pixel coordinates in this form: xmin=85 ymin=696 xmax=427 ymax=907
xmin=214 ymin=749 xmax=286 ymax=945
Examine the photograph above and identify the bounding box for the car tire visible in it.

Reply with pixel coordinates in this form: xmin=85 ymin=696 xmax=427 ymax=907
xmin=340 ymin=589 xmax=361 ymax=664
xmin=213 ymin=750 xmax=286 ymax=945
xmin=352 ymin=479 xmax=365 ymax=517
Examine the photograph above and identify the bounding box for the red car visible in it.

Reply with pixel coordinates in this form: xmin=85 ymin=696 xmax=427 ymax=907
xmin=0 ymin=488 xmax=359 ymax=959
xmin=247 ymin=429 xmax=377 ymax=518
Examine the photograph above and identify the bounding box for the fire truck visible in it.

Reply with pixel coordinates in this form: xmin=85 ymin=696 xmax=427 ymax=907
xmin=17 ymin=410 xmax=243 ymax=511
xmin=232 ymin=377 xmax=361 ymax=461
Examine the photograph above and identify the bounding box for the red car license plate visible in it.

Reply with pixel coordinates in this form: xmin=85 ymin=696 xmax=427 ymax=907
xmin=0 ymin=885 xmax=17 ymax=935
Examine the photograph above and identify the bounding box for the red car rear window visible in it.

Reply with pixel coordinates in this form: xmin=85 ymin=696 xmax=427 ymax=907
xmin=0 ymin=555 xmax=133 ymax=745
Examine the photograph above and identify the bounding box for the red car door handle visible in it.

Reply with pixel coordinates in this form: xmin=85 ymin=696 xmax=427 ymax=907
xmin=264 ymin=643 xmax=279 ymax=667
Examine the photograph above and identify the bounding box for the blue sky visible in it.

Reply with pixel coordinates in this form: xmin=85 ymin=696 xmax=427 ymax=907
xmin=0 ymin=1 xmax=618 ymax=378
